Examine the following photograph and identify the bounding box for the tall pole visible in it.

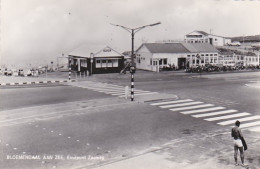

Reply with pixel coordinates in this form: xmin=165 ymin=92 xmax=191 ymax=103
xmin=111 ymin=22 xmax=161 ymax=101
xmin=69 ymin=56 xmax=71 ymax=80
xmin=131 ymin=30 xmax=135 ymax=101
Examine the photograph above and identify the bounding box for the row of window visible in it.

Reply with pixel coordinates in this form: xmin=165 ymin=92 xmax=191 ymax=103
xmin=190 ymin=58 xmax=218 ymax=64
xmin=96 ymin=59 xmax=118 ymax=68
xmin=149 ymin=58 xmax=168 ymax=65
xmin=186 ymin=40 xmax=209 ymax=43
xmin=72 ymin=59 xmax=119 ymax=68
xmin=187 ymin=53 xmax=218 ymax=57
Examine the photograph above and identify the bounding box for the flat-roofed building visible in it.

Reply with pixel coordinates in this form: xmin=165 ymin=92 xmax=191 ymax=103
xmin=184 ymin=31 xmax=231 ymax=46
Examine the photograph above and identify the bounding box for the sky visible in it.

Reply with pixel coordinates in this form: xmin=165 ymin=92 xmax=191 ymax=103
xmin=1 ymin=0 xmax=260 ymax=68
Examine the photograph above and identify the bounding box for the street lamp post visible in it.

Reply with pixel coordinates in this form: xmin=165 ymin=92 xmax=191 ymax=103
xmin=111 ymin=22 xmax=161 ymax=101
xmin=90 ymin=53 xmax=94 ymax=75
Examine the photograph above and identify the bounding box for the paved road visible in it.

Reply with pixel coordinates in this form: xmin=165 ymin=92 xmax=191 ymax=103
xmin=0 ymin=71 xmax=260 ymax=169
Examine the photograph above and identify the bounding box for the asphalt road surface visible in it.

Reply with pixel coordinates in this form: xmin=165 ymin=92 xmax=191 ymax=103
xmin=0 ymin=71 xmax=260 ymax=169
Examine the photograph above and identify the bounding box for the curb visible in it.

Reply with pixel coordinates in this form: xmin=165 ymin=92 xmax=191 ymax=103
xmin=0 ymin=79 xmax=76 ymax=86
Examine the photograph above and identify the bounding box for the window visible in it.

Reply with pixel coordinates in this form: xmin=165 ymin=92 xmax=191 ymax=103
xmin=81 ymin=59 xmax=87 ymax=67
xmin=96 ymin=60 xmax=101 ymax=68
xmin=201 ymin=57 xmax=205 ymax=64
xmin=159 ymin=59 xmax=162 ymax=65
xmin=214 ymin=58 xmax=218 ymax=63
xmin=210 ymin=54 xmax=213 ymax=56
xmin=205 ymin=58 xmax=209 ymax=63
xmin=102 ymin=60 xmax=107 ymax=68
xmin=150 ymin=59 xmax=152 ymax=65
xmin=112 ymin=59 xmax=118 ymax=67
xmin=96 ymin=59 xmax=118 ymax=68
xmin=107 ymin=60 xmax=112 ymax=67
xmin=163 ymin=59 xmax=167 ymax=65
xmin=206 ymin=54 xmax=209 ymax=56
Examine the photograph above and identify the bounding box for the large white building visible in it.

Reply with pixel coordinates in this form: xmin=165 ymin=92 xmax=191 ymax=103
xmin=184 ymin=31 xmax=231 ymax=46
xmin=135 ymin=43 xmax=219 ymax=72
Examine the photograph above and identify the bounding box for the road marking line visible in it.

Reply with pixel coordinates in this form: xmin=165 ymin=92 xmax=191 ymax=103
xmin=118 ymin=92 xmax=158 ymax=97
xmin=150 ymin=99 xmax=193 ymax=106
xmin=169 ymin=104 xmax=214 ymax=112
xmin=218 ymin=116 xmax=260 ymax=126
xmin=239 ymin=121 xmax=260 ymax=129
xmin=181 ymin=107 xmax=226 ymax=115
xmin=204 ymin=112 xmax=250 ymax=121
xmin=160 ymin=101 xmax=203 ymax=108
xmin=193 ymin=110 xmax=238 ymax=118
xmin=112 ymin=91 xmax=152 ymax=96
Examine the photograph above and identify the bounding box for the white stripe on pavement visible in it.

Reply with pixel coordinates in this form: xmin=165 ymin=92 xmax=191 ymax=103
xmin=181 ymin=107 xmax=226 ymax=115
xmin=169 ymin=104 xmax=214 ymax=112
xmin=192 ymin=110 xmax=238 ymax=118
xmin=150 ymin=99 xmax=193 ymax=106
xmin=160 ymin=101 xmax=203 ymax=109
xmin=118 ymin=92 xmax=158 ymax=97
xmin=218 ymin=116 xmax=260 ymax=126
xmin=111 ymin=91 xmax=152 ymax=96
xmin=239 ymin=121 xmax=260 ymax=129
xmin=247 ymin=126 xmax=260 ymax=132
xmin=204 ymin=112 xmax=250 ymax=121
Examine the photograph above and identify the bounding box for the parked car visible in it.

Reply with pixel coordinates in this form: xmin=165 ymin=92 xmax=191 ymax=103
xmin=12 ymin=69 xmax=19 ymax=76
xmin=27 ymin=70 xmax=32 ymax=76
xmin=18 ymin=69 xmax=24 ymax=76
xmin=251 ymin=42 xmax=260 ymax=48
xmin=227 ymin=41 xmax=241 ymax=46
xmin=6 ymin=70 xmax=12 ymax=76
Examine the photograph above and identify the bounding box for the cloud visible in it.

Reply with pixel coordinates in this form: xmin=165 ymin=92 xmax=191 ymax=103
xmin=1 ymin=0 xmax=260 ymax=66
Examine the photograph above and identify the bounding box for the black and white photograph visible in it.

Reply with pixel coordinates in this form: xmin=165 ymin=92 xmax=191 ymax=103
xmin=1 ymin=0 xmax=260 ymax=168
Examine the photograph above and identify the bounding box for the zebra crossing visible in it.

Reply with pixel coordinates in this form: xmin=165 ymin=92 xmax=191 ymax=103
xmin=69 ymin=81 xmax=158 ymax=98
xmin=149 ymin=98 xmax=260 ymax=133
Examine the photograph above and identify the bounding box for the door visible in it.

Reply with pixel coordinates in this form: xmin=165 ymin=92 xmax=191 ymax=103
xmin=178 ymin=58 xmax=186 ymax=69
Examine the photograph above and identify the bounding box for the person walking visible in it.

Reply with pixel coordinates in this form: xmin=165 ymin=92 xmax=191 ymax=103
xmin=231 ymin=120 xmax=247 ymax=166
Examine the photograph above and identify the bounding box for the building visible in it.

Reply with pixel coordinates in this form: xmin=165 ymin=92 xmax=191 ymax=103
xmin=135 ymin=43 xmax=219 ymax=72
xmin=184 ymin=31 xmax=231 ymax=46
xmin=68 ymin=45 xmax=125 ymax=74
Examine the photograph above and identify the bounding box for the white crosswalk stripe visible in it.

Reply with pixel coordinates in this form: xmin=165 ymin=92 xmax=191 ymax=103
xmin=181 ymin=107 xmax=226 ymax=115
xmin=204 ymin=112 xmax=250 ymax=121
xmin=193 ymin=110 xmax=238 ymax=118
xmin=150 ymin=99 xmax=193 ymax=106
xmin=68 ymin=81 xmax=157 ymax=98
xmin=239 ymin=121 xmax=260 ymax=129
xmin=150 ymin=98 xmax=260 ymax=133
xmin=160 ymin=101 xmax=204 ymax=109
xmin=218 ymin=116 xmax=260 ymax=126
xmin=169 ymin=104 xmax=214 ymax=112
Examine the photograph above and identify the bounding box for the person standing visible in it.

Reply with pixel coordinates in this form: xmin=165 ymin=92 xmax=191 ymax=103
xmin=231 ymin=120 xmax=247 ymax=166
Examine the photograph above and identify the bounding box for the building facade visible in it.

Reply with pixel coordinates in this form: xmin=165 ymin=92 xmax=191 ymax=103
xmin=135 ymin=43 xmax=219 ymax=72
xmin=184 ymin=31 xmax=231 ymax=46
xmin=68 ymin=46 xmax=124 ymax=74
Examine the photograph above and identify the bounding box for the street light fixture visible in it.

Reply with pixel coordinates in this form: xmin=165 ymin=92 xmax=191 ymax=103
xmin=111 ymin=22 xmax=161 ymax=101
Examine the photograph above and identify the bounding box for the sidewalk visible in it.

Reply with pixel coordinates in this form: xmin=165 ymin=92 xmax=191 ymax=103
xmin=0 ymin=75 xmax=75 ymax=86
xmin=90 ymin=129 xmax=260 ymax=169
